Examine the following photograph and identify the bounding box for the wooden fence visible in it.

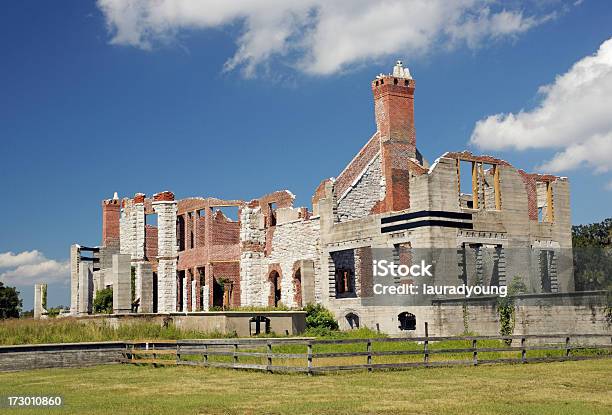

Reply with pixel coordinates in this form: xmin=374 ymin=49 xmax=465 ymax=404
xmin=121 ymin=334 xmax=612 ymax=374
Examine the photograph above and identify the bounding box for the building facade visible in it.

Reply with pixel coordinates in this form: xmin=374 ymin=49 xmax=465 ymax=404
xmin=69 ymin=61 xmax=574 ymax=334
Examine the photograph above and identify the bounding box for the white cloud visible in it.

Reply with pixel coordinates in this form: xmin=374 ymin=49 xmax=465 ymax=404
xmin=0 ymin=250 xmax=45 ymax=268
xmin=0 ymin=251 xmax=69 ymax=286
xmin=470 ymin=37 xmax=612 ymax=177
xmin=97 ymin=0 xmax=558 ymax=76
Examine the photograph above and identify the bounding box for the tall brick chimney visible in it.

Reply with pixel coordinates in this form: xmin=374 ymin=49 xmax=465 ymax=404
xmin=372 ymin=61 xmax=416 ymax=213
xmin=372 ymin=60 xmax=416 ymax=155
xmin=102 ymin=193 xmax=120 ymax=247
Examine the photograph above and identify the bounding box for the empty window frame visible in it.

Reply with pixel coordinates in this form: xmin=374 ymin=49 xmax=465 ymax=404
xmin=177 ymin=216 xmax=186 ymax=251
xmin=268 ymin=202 xmax=277 ymax=227
xmin=331 ymin=250 xmax=356 ymax=297
xmin=456 ymin=159 xmax=501 ymax=210
xmin=336 ymin=269 xmax=354 ymax=294
xmin=536 ymin=181 xmax=554 ymax=223
xmin=539 ymin=250 xmax=557 ymax=293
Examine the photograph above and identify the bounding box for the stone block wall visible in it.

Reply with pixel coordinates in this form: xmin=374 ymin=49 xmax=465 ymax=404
xmin=153 ymin=195 xmax=178 ymax=313
xmin=337 ymin=154 xmax=384 ymax=222
xmin=267 ymin=218 xmax=321 ymax=307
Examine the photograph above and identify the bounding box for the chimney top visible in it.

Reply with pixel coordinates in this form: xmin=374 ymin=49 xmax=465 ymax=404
xmin=392 ymin=59 xmax=412 ymax=79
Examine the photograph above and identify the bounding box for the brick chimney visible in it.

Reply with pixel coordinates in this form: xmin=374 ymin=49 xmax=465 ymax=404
xmin=372 ymin=61 xmax=416 ymax=213
xmin=102 ymin=193 xmax=120 ymax=247
xmin=372 ymin=60 xmax=416 ymax=154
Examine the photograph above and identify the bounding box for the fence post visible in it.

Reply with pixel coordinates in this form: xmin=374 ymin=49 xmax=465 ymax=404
xmin=176 ymin=343 xmax=181 ymax=364
xmin=424 ymin=322 xmax=430 ymax=366
xmin=472 ymin=339 xmax=478 ymax=366
xmin=203 ymin=343 xmax=208 ymax=365
xmin=267 ymin=342 xmax=273 ymax=373
xmin=367 ymin=340 xmax=372 ymax=372
xmin=521 ymin=337 xmax=526 ymax=363
xmin=307 ymin=342 xmax=313 ymax=376
xmin=565 ymin=336 xmax=571 ymax=358
xmin=234 ymin=342 xmax=239 ymax=368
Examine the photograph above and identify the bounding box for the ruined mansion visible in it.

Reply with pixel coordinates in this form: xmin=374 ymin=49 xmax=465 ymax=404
xmin=65 ymin=61 xmax=584 ymax=335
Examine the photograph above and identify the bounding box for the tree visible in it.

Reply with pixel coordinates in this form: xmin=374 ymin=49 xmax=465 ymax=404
xmin=93 ymin=288 xmax=113 ymax=314
xmin=572 ymin=218 xmax=611 ymax=292
xmin=0 ymin=281 xmax=22 ymax=319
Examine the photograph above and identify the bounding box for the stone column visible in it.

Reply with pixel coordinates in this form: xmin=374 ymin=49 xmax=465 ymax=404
xmin=191 ymin=277 xmax=197 ymax=311
xmin=298 ymin=260 xmax=315 ymax=305
xmin=201 ymin=285 xmax=210 ymax=311
xmin=34 ymin=283 xmax=47 ymax=319
xmin=78 ymin=263 xmax=93 ymax=315
xmin=70 ymin=244 xmax=80 ymax=314
xmin=112 ymin=254 xmax=132 ymax=314
xmin=138 ymin=262 xmax=154 ymax=313
xmin=153 ymin=191 xmax=178 ymax=313
xmin=131 ymin=194 xmax=147 ymax=308
xmin=239 ymin=206 xmax=267 ymax=306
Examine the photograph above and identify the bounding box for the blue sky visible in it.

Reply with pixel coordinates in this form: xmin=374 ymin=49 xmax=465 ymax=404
xmin=1 ymin=0 xmax=611 ymax=308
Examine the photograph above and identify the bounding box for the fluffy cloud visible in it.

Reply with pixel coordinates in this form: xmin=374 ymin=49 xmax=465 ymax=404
xmin=97 ymin=0 xmax=558 ymax=76
xmin=470 ymin=37 xmax=612 ymax=184
xmin=0 ymin=250 xmax=45 ymax=268
xmin=0 ymin=251 xmax=69 ymax=286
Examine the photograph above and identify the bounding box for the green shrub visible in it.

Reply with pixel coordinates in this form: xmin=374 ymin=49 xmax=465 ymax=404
xmin=304 ymin=303 xmax=338 ymax=330
xmin=93 ymin=288 xmax=113 ymax=314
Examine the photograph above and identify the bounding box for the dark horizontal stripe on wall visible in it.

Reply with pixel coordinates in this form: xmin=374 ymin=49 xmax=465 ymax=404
xmin=381 ymin=210 xmax=472 ymax=224
xmin=381 ymin=219 xmax=473 ymax=233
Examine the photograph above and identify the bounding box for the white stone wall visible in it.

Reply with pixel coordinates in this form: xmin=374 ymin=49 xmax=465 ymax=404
xmin=239 ymin=206 xmax=265 ymax=243
xmin=69 ymin=244 xmax=80 ymax=314
xmin=201 ymin=285 xmax=210 ymax=311
xmin=336 ymin=154 xmax=384 ymax=222
xmin=133 ymin=203 xmax=145 ymax=260
xmin=119 ymin=204 xmax=135 ymax=256
xmin=34 ymin=283 xmax=47 ymax=319
xmin=239 ymin=206 xmax=267 ymax=306
xmin=268 ymin=219 xmax=320 ymax=308
xmin=240 ymin=251 xmax=266 ymax=306
xmin=153 ymin=201 xmax=178 ymax=313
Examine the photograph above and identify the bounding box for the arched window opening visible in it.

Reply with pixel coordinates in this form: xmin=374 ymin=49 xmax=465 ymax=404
xmin=345 ymin=312 xmax=360 ymax=329
xmin=293 ymin=269 xmax=302 ymax=308
xmin=398 ymin=312 xmax=416 ymax=331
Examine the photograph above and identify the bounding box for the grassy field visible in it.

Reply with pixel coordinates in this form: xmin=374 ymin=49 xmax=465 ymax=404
xmin=0 ymin=318 xmax=237 ymax=345
xmin=0 ymin=360 xmax=610 ymax=414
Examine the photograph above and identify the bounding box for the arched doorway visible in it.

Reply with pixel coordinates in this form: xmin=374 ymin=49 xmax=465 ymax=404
xmin=345 ymin=312 xmax=360 ymax=329
xmin=269 ymin=271 xmax=281 ymax=307
xmin=293 ymin=269 xmax=302 ymax=307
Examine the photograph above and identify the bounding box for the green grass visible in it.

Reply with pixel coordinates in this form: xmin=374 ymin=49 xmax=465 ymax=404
xmin=0 ymin=318 xmax=236 ymax=345
xmin=0 ymin=359 xmax=610 ymax=414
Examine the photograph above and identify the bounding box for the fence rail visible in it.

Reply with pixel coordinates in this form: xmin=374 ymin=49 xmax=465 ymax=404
xmin=121 ymin=333 xmax=612 ymax=374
